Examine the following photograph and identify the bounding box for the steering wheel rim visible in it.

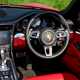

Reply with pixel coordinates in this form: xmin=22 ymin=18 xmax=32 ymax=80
xmin=26 ymin=12 xmax=69 ymax=59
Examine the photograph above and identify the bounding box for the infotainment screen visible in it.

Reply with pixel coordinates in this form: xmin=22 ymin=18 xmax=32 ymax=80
xmin=0 ymin=31 xmax=11 ymax=45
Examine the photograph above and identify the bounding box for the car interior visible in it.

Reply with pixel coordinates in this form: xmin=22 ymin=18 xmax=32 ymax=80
xmin=0 ymin=0 xmax=80 ymax=80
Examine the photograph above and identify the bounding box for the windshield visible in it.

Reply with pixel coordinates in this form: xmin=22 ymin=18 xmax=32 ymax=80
xmin=0 ymin=0 xmax=73 ymax=11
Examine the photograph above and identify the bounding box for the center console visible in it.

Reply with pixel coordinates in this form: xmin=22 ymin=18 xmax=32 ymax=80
xmin=0 ymin=25 xmax=18 ymax=80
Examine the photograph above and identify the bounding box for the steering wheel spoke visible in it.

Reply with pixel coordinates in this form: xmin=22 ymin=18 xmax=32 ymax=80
xmin=29 ymin=29 xmax=40 ymax=39
xmin=55 ymin=30 xmax=67 ymax=38
xmin=44 ymin=46 xmax=53 ymax=57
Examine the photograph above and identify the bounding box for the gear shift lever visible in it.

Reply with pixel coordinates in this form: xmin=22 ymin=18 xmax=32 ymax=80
xmin=0 ymin=31 xmax=19 ymax=80
xmin=0 ymin=49 xmax=9 ymax=71
xmin=0 ymin=48 xmax=18 ymax=80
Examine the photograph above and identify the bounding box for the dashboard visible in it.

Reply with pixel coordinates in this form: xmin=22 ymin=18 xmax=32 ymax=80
xmin=0 ymin=4 xmax=80 ymax=80
xmin=0 ymin=6 xmax=74 ymax=60
xmin=0 ymin=5 xmax=70 ymax=64
xmin=0 ymin=6 xmax=60 ymax=47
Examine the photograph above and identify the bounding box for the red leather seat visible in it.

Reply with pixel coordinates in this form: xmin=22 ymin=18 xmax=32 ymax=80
xmin=23 ymin=73 xmax=78 ymax=80
xmin=23 ymin=73 xmax=64 ymax=80
xmin=13 ymin=33 xmax=26 ymax=49
xmin=13 ymin=38 xmax=26 ymax=48
xmin=62 ymin=32 xmax=80 ymax=79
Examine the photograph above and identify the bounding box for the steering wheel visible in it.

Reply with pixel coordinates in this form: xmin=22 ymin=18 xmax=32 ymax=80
xmin=26 ymin=12 xmax=69 ymax=59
